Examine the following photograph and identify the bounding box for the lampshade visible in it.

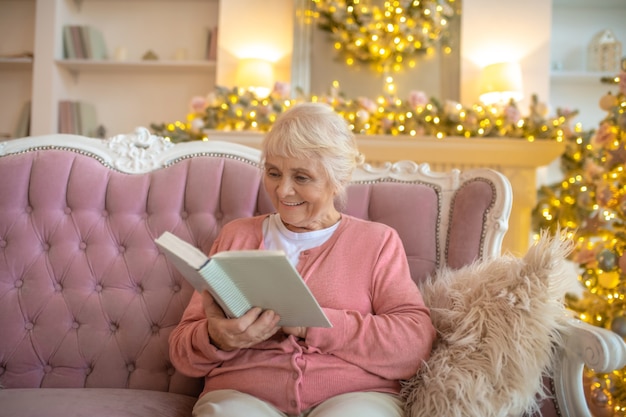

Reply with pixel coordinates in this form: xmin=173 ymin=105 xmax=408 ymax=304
xmin=478 ymin=62 xmax=524 ymax=105
xmin=236 ymin=58 xmax=274 ymax=98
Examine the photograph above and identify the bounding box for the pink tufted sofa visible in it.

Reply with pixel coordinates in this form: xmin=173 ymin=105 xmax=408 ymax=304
xmin=0 ymin=128 xmax=624 ymax=417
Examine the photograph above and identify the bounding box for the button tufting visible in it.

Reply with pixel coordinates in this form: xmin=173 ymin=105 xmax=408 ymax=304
xmin=24 ymin=322 xmax=33 ymax=330
xmin=181 ymin=211 xmax=188 ymax=219
xmin=54 ymin=283 xmax=63 ymax=292
xmin=72 ymin=321 xmax=79 ymax=329
xmin=25 ymin=206 xmax=33 ymax=214
xmin=215 ymin=212 xmax=223 ymax=220
xmin=64 ymin=207 xmax=71 ymax=215
xmin=102 ymin=210 xmax=108 ymax=217
xmin=42 ymin=243 xmax=50 ymax=251
xmin=14 ymin=279 xmax=23 ymax=288
xmin=151 ymin=324 xmax=160 ymax=333
xmin=173 ymin=284 xmax=181 ymax=292
xmin=118 ymin=245 xmax=126 ymax=253
xmin=79 ymin=242 xmax=87 ymax=250
xmin=95 ymin=284 xmax=103 ymax=292
xmin=127 ymin=363 xmax=135 ymax=372
xmin=44 ymin=365 xmax=52 ymax=373
xmin=86 ymin=367 xmax=92 ymax=375
xmin=0 ymin=239 xmax=6 ymax=248
xmin=0 ymin=366 xmax=4 ymax=376
xmin=109 ymin=323 xmax=118 ymax=332
xmin=167 ymin=367 xmax=175 ymax=376
xmin=135 ymin=284 xmax=143 ymax=294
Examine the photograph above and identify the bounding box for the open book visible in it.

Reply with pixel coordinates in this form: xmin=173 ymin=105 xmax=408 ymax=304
xmin=155 ymin=231 xmax=332 ymax=328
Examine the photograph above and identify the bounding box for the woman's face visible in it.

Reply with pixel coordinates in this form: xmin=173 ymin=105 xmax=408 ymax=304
xmin=263 ymin=154 xmax=340 ymax=232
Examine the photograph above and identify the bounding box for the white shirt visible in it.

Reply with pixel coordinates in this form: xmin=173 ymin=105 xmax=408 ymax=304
xmin=262 ymin=213 xmax=340 ymax=267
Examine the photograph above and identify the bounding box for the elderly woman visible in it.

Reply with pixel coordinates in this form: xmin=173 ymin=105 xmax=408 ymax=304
xmin=169 ymin=102 xmax=436 ymax=417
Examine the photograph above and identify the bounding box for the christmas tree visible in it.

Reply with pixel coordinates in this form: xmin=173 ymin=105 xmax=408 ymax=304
xmin=533 ymin=58 xmax=626 ymax=417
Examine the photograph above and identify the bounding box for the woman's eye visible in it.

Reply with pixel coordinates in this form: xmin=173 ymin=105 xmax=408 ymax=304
xmin=295 ymin=176 xmax=310 ymax=183
xmin=267 ymin=171 xmax=280 ymax=178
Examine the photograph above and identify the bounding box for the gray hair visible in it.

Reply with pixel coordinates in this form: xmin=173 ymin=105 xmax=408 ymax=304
xmin=261 ymin=102 xmax=363 ymax=208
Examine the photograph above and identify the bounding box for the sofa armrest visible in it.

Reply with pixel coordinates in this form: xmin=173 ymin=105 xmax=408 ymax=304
xmin=553 ymin=317 xmax=626 ymax=417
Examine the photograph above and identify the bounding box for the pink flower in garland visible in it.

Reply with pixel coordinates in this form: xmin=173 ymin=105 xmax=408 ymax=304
xmin=190 ymin=96 xmax=207 ymax=113
xmin=357 ymin=97 xmax=377 ymax=113
xmin=407 ymin=90 xmax=429 ymax=109
xmin=271 ymin=81 xmax=291 ymax=100
xmin=504 ymin=103 xmax=522 ymax=124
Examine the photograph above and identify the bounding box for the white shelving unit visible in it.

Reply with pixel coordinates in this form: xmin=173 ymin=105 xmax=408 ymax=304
xmin=550 ymin=0 xmax=624 ymax=129
xmin=0 ymin=0 xmax=219 ymax=139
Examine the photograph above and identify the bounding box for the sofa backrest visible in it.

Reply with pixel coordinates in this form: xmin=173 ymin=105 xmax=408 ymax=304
xmin=0 ymin=128 xmax=511 ymax=396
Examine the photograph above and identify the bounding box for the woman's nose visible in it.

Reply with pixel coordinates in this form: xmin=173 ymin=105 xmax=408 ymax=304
xmin=277 ymin=178 xmax=294 ymax=196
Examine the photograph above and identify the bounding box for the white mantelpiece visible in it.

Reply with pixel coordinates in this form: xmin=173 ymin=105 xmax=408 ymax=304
xmin=205 ymin=131 xmax=565 ymax=257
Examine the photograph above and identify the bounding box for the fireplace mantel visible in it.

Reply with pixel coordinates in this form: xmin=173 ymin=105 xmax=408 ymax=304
xmin=206 ymin=131 xmax=565 ymax=256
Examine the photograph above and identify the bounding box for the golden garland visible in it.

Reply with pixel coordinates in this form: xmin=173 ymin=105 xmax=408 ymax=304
xmin=312 ymin=0 xmax=458 ymax=72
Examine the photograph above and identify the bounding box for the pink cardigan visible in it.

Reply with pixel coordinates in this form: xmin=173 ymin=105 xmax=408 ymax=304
xmin=169 ymin=214 xmax=436 ymax=415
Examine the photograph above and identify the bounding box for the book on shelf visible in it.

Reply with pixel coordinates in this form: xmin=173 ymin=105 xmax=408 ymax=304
xmin=155 ymin=231 xmax=332 ymax=328
xmin=82 ymin=26 xmax=108 ymax=60
xmin=62 ymin=25 xmax=108 ymax=60
xmin=62 ymin=26 xmax=76 ymax=59
xmin=205 ymin=26 xmax=218 ymax=60
xmin=13 ymin=101 xmax=31 ymax=139
xmin=58 ymin=100 xmax=98 ymax=137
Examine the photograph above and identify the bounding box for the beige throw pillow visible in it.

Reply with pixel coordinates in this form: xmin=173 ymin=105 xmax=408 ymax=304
xmin=401 ymin=231 xmax=575 ymax=417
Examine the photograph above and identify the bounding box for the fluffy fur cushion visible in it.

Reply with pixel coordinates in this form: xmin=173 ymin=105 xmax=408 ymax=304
xmin=401 ymin=231 xmax=575 ymax=417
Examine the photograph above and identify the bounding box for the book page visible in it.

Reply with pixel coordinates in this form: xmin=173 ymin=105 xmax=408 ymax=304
xmin=212 ymin=253 xmax=332 ymax=328
xmin=199 ymin=262 xmax=252 ymax=318
xmin=155 ymin=232 xmax=207 ymax=269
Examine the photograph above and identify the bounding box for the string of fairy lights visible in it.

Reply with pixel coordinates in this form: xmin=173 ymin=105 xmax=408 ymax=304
xmin=312 ymin=0 xmax=459 ymax=72
xmin=533 ymin=71 xmax=626 ymax=416
xmin=150 ymin=85 xmax=579 ymax=144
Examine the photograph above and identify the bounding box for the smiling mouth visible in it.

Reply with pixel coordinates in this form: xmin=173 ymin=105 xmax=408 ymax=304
xmin=282 ymin=201 xmax=305 ymax=207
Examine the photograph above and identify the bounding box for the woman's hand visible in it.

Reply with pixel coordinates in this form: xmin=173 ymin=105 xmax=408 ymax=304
xmin=282 ymin=326 xmax=307 ymax=339
xmin=201 ymin=291 xmax=281 ymax=351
